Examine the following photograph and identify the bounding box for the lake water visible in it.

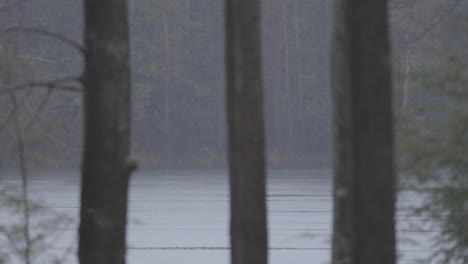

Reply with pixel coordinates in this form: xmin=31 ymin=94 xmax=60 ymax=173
xmin=0 ymin=169 xmax=431 ymax=264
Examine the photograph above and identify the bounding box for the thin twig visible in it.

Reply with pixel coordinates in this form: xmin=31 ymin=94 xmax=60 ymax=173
xmin=2 ymin=27 xmax=85 ymax=53
xmin=0 ymin=77 xmax=82 ymax=95
xmin=0 ymin=87 xmax=34 ymax=131
xmin=18 ymin=54 xmax=76 ymax=64
xmin=407 ymin=0 xmax=463 ymax=43
xmin=3 ymin=230 xmax=24 ymax=258
xmin=30 ymin=123 xmax=79 ymax=151
xmin=48 ymin=221 xmax=78 ymax=264
xmin=24 ymin=86 xmax=53 ymax=129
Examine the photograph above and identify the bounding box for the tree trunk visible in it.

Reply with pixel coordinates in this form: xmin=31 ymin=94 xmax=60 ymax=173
xmin=225 ymin=0 xmax=268 ymax=264
xmin=331 ymin=0 xmax=396 ymax=264
xmin=163 ymin=15 xmax=171 ymax=160
xmin=401 ymin=40 xmax=411 ymax=110
xmin=282 ymin=1 xmax=293 ymax=163
xmin=79 ymin=1 xmax=135 ymax=264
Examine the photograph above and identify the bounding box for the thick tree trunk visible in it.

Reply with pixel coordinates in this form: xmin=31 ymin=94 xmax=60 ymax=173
xmin=331 ymin=0 xmax=396 ymax=264
xmin=79 ymin=1 xmax=134 ymax=264
xmin=225 ymin=0 xmax=268 ymax=264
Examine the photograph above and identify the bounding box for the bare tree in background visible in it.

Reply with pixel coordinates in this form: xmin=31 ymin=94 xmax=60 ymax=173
xmin=331 ymin=0 xmax=396 ymax=264
xmin=225 ymin=0 xmax=268 ymax=264
xmin=79 ymin=1 xmax=135 ymax=263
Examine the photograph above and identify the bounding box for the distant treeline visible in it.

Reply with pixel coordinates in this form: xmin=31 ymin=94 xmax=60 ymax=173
xmin=0 ymin=0 xmax=332 ymax=168
xmin=1 ymin=0 xmax=454 ymax=168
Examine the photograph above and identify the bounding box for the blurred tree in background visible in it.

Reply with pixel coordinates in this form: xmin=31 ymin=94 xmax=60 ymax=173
xmin=396 ymin=0 xmax=468 ymax=263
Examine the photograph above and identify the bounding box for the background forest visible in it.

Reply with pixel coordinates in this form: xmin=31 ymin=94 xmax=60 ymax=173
xmin=1 ymin=0 xmax=465 ymax=169
xmin=1 ymin=0 xmax=331 ymax=168
xmin=1 ymin=0 xmax=468 ymax=264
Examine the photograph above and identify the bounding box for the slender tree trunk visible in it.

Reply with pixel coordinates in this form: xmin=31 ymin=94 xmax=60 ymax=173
xmin=402 ymin=40 xmax=411 ymax=110
xmin=225 ymin=0 xmax=268 ymax=264
xmin=293 ymin=0 xmax=300 ymax=48
xmin=11 ymin=91 xmax=32 ymax=264
xmin=163 ymin=15 xmax=171 ymax=160
xmin=185 ymin=0 xmax=191 ymax=20
xmin=79 ymin=1 xmax=135 ymax=264
xmin=282 ymin=1 xmax=293 ymax=163
xmin=273 ymin=25 xmax=282 ymax=157
xmin=331 ymin=0 xmax=396 ymax=264
xmin=3 ymin=38 xmax=32 ymax=264
xmin=217 ymin=99 xmax=224 ymax=155
xmin=293 ymin=0 xmax=305 ymax=150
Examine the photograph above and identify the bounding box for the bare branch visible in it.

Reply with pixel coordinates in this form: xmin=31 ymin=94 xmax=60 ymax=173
xmin=1 ymin=27 xmax=85 ymax=53
xmin=2 ymin=230 xmax=24 ymax=258
xmin=405 ymin=0 xmax=463 ymax=43
xmin=0 ymin=77 xmax=82 ymax=95
xmin=18 ymin=55 xmax=77 ymax=64
xmin=0 ymin=76 xmax=81 ymax=133
xmin=24 ymin=86 xmax=53 ymax=129
xmin=31 ymin=123 xmax=79 ymax=151
xmin=0 ymin=87 xmax=34 ymax=131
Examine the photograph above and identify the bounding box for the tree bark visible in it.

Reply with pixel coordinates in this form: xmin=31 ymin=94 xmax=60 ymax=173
xmin=331 ymin=0 xmax=396 ymax=264
xmin=225 ymin=0 xmax=268 ymax=264
xmin=79 ymin=1 xmax=134 ymax=264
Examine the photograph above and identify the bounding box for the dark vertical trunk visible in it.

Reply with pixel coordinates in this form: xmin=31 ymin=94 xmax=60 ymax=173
xmin=331 ymin=0 xmax=396 ymax=264
xmin=225 ymin=0 xmax=268 ymax=264
xmin=79 ymin=1 xmax=135 ymax=264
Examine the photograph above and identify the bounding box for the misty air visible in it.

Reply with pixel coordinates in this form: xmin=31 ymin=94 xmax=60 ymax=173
xmin=0 ymin=1 xmax=467 ymax=264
